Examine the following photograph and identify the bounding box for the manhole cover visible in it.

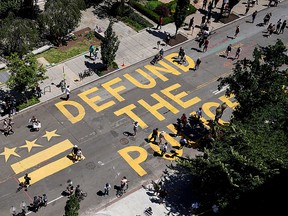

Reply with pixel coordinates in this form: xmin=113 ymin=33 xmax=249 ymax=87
xmin=120 ymin=138 xmax=129 ymax=145
xmin=85 ymin=162 xmax=96 ymax=170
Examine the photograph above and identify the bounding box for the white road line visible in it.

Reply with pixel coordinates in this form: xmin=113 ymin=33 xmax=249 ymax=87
xmin=211 ymin=85 xmax=229 ymax=95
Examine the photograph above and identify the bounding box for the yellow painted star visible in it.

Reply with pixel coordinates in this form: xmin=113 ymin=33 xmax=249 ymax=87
xmin=20 ymin=139 xmax=43 ymax=152
xmin=42 ymin=130 xmax=60 ymax=141
xmin=0 ymin=147 xmax=21 ymax=162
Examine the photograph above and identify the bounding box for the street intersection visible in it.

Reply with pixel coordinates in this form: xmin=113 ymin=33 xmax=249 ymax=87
xmin=0 ymin=2 xmax=288 ymax=215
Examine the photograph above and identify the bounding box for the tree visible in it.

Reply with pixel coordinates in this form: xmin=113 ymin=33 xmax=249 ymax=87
xmin=100 ymin=20 xmax=120 ymax=68
xmin=0 ymin=13 xmax=39 ymax=57
xmin=175 ymin=40 xmax=288 ymax=214
xmin=174 ymin=0 xmax=190 ymax=35
xmin=7 ymin=53 xmax=47 ymax=94
xmin=39 ymin=0 xmax=83 ymax=45
xmin=0 ymin=0 xmax=21 ymax=18
xmin=218 ymin=39 xmax=288 ymax=121
xmin=64 ymin=194 xmax=80 ymax=216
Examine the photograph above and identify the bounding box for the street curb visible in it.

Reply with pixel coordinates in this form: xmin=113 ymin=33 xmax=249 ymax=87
xmin=0 ymin=3 xmax=275 ymax=117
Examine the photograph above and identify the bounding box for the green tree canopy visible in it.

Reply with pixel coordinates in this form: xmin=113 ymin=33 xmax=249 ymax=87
xmin=174 ymin=0 xmax=190 ymax=35
xmin=218 ymin=39 xmax=288 ymax=121
xmin=7 ymin=53 xmax=47 ymax=94
xmin=100 ymin=20 xmax=120 ymax=68
xmin=0 ymin=0 xmax=21 ymax=18
xmin=64 ymin=194 xmax=80 ymax=216
xmin=39 ymin=0 xmax=83 ymax=45
xmin=0 ymin=13 xmax=39 ymax=57
xmin=176 ymin=40 xmax=288 ymax=214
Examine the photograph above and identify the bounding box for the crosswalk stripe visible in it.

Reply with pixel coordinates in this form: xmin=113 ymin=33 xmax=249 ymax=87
xmin=11 ymin=139 xmax=74 ymax=174
xmin=18 ymin=156 xmax=75 ymax=185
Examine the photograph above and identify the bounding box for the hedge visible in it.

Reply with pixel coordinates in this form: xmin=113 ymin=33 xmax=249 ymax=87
xmin=128 ymin=0 xmax=197 ymax=25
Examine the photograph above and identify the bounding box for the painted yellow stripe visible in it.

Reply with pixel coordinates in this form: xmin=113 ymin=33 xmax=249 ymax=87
xmin=11 ymin=139 xmax=74 ymax=174
xmin=18 ymin=156 xmax=75 ymax=185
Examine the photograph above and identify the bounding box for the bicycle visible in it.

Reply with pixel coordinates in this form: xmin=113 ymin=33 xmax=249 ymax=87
xmin=116 ymin=181 xmax=129 ymax=197
xmin=76 ymin=191 xmax=87 ymax=201
xmin=16 ymin=182 xmax=29 ymax=193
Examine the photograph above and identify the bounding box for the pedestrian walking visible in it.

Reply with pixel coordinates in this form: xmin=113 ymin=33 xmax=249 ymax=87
xmin=156 ymin=16 xmax=163 ymax=30
xmin=199 ymin=38 xmax=205 ymax=49
xmin=245 ymin=5 xmax=250 ymax=15
xmin=65 ymin=85 xmax=70 ymax=100
xmin=104 ymin=183 xmax=111 ymax=196
xmin=196 ymin=107 xmax=203 ymax=120
xmin=280 ymin=20 xmax=287 ymax=34
xmin=180 ymin=113 xmax=188 ymax=127
xmin=214 ymin=0 xmax=220 ymax=8
xmin=157 ymin=41 xmax=161 ymax=50
xmin=276 ymin=19 xmax=283 ymax=34
xmin=203 ymin=39 xmax=209 ymax=52
xmin=234 ymin=47 xmax=242 ymax=59
xmin=234 ymin=26 xmax=240 ymax=38
xmin=149 ymin=128 xmax=158 ymax=143
xmin=24 ymin=173 xmax=31 ymax=190
xmin=267 ymin=24 xmax=276 ymax=37
xmin=35 ymin=86 xmax=42 ymax=98
xmin=208 ymin=1 xmax=213 ymax=13
xmin=263 ymin=13 xmax=271 ymax=25
xmin=252 ymin=10 xmax=257 ymax=23
xmin=202 ymin=0 xmax=208 ymax=10
xmin=158 ymin=131 xmax=166 ymax=145
xmin=133 ymin=121 xmax=139 ymax=136
xmin=89 ymin=45 xmax=95 ymax=57
xmin=194 ymin=58 xmax=201 ymax=70
xmin=225 ymin=44 xmax=232 ymax=58
xmin=94 ymin=47 xmax=99 ymax=60
xmin=178 ymin=47 xmax=185 ymax=58
xmin=188 ymin=17 xmax=194 ymax=30
xmin=160 ymin=142 xmax=168 ymax=156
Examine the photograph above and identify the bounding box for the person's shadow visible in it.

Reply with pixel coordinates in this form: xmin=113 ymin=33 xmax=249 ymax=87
xmin=96 ymin=190 xmax=105 ymax=196
xmin=123 ymin=131 xmax=134 ymax=136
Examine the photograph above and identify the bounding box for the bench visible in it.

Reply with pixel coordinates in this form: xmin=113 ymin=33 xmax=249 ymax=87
xmin=32 ymin=45 xmax=53 ymax=55
xmin=94 ymin=25 xmax=105 ymax=40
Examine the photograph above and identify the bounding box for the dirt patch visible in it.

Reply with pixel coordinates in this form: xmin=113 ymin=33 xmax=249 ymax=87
xmin=58 ymin=27 xmax=101 ymax=51
xmin=219 ymin=13 xmax=240 ymax=24
xmin=167 ymin=33 xmax=188 ymax=46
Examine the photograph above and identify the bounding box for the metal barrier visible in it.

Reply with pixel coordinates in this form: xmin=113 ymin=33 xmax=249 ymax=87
xmin=43 ymin=86 xmax=51 ymax=95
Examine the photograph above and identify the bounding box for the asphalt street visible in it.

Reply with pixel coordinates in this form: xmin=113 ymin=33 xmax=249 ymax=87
xmin=0 ymin=2 xmax=288 ymax=216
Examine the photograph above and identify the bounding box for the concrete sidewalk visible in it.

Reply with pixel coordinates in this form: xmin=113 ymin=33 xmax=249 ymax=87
xmin=0 ymin=1 xmax=269 ymax=104
xmin=32 ymin=0 xmax=268 ymax=105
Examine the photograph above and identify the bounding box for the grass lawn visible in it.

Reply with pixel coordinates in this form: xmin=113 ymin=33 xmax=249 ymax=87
xmin=36 ymin=40 xmax=98 ymax=64
xmin=36 ymin=28 xmax=101 ymax=65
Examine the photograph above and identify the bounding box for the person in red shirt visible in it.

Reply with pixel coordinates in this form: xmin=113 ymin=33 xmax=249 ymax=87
xmin=203 ymin=39 xmax=209 ymax=52
xmin=156 ymin=16 xmax=163 ymax=30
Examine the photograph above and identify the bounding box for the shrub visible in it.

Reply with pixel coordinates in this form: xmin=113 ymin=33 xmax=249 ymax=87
xmin=17 ymin=96 xmax=40 ymax=111
xmin=129 ymin=0 xmax=196 ymax=25
xmin=155 ymin=4 xmax=170 ymax=17
xmin=85 ymin=31 xmax=95 ymax=40
xmin=146 ymin=1 xmax=162 ymax=11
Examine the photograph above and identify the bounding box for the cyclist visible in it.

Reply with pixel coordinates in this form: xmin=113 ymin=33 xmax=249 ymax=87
xmin=120 ymin=176 xmax=128 ymax=193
